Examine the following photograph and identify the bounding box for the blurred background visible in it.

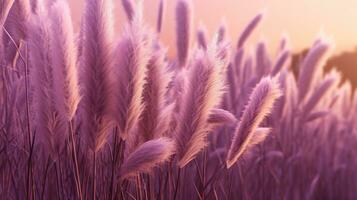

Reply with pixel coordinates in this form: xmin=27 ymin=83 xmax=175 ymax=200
xmin=69 ymin=0 xmax=357 ymax=85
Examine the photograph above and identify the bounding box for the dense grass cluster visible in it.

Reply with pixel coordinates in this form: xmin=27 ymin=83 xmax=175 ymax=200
xmin=1 ymin=0 xmax=357 ymax=199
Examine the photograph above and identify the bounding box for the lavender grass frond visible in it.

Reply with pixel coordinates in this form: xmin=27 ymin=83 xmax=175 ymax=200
xmin=112 ymin=19 xmax=151 ymax=141
xmin=137 ymin=47 xmax=173 ymax=143
xmin=119 ymin=137 xmax=175 ymax=180
xmin=175 ymin=50 xmax=225 ymax=167
xmin=216 ymin=21 xmax=227 ymax=45
xmin=226 ymin=77 xmax=281 ymax=168
xmin=175 ymin=0 xmax=192 ymax=68
xmin=237 ymin=12 xmax=263 ymax=49
xmin=50 ymin=0 xmax=80 ymax=121
xmin=121 ymin=0 xmax=136 ymax=22
xmin=197 ymin=25 xmax=208 ymax=50
xmin=271 ymin=50 xmax=290 ymax=76
xmin=156 ymin=0 xmax=165 ymax=33
xmin=298 ymin=40 xmax=331 ymax=102
xmin=302 ymin=71 xmax=340 ymax=116
xmin=208 ymin=108 xmax=237 ymax=125
xmin=81 ymin=0 xmax=114 ymax=152
xmin=29 ymin=12 xmax=66 ymax=160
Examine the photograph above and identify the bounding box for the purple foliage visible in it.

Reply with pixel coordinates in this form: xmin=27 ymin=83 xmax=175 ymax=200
xmin=0 ymin=1 xmax=356 ymax=199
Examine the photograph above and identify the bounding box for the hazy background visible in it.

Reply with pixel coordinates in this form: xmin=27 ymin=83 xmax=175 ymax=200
xmin=68 ymin=0 xmax=357 ymax=55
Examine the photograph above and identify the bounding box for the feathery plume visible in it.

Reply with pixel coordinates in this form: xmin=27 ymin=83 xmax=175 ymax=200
xmin=156 ymin=0 xmax=165 ymax=33
xmin=121 ymin=0 xmax=136 ymax=22
xmin=50 ymin=0 xmax=80 ymax=121
xmin=81 ymin=0 xmax=114 ymax=152
xmin=112 ymin=19 xmax=150 ymax=141
xmin=137 ymin=48 xmax=173 ymax=143
xmin=237 ymin=12 xmax=263 ymax=49
xmin=175 ymin=50 xmax=225 ymax=168
xmin=208 ymin=108 xmax=237 ymax=125
xmin=216 ymin=21 xmax=227 ymax=45
xmin=226 ymin=77 xmax=282 ymax=168
xmin=197 ymin=25 xmax=208 ymax=50
xmin=119 ymin=137 xmax=175 ymax=180
xmin=29 ymin=10 xmax=66 ymax=160
xmin=255 ymin=41 xmax=272 ymax=76
xmin=279 ymin=34 xmax=289 ymax=51
xmin=298 ymin=40 xmax=330 ymax=102
xmin=302 ymin=71 xmax=339 ymax=116
xmin=175 ymin=0 xmax=192 ymax=67
xmin=271 ymin=50 xmax=290 ymax=76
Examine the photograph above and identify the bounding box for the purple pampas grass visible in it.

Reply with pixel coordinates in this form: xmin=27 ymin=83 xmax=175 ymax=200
xmin=174 ymin=49 xmax=225 ymax=167
xmin=81 ymin=0 xmax=114 ymax=152
xmin=226 ymin=77 xmax=281 ymax=168
xmin=237 ymin=13 xmax=263 ymax=49
xmin=112 ymin=19 xmax=150 ymax=141
xmin=175 ymin=0 xmax=192 ymax=68
xmin=298 ymin=39 xmax=331 ymax=102
xmin=50 ymin=0 xmax=80 ymax=121
xmin=119 ymin=137 xmax=175 ymax=180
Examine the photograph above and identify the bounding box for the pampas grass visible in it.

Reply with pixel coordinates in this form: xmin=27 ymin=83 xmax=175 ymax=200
xmin=298 ymin=40 xmax=331 ymax=101
xmin=175 ymin=0 xmax=192 ymax=68
xmin=237 ymin=13 xmax=263 ymax=49
xmin=49 ymin=0 xmax=80 ymax=121
xmin=174 ymin=49 xmax=226 ymax=168
xmin=156 ymin=0 xmax=164 ymax=33
xmin=120 ymin=137 xmax=175 ymax=179
xmin=112 ymin=18 xmax=150 ymax=142
xmin=1 ymin=1 xmax=357 ymax=199
xmin=197 ymin=26 xmax=208 ymax=50
xmin=28 ymin=8 xmax=67 ymax=160
xmin=121 ymin=0 xmax=136 ymax=22
xmin=81 ymin=0 xmax=114 ymax=152
xmin=226 ymin=77 xmax=281 ymax=168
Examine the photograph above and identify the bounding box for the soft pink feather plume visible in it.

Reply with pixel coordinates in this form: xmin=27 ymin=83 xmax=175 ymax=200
xmin=237 ymin=12 xmax=263 ymax=49
xmin=119 ymin=137 xmax=175 ymax=180
xmin=112 ymin=19 xmax=150 ymax=141
xmin=216 ymin=21 xmax=227 ymax=45
xmin=137 ymin=48 xmax=173 ymax=142
xmin=302 ymin=72 xmax=339 ymax=116
xmin=197 ymin=26 xmax=208 ymax=50
xmin=174 ymin=49 xmax=226 ymax=168
xmin=175 ymin=0 xmax=192 ymax=68
xmin=121 ymin=0 xmax=136 ymax=22
xmin=156 ymin=0 xmax=164 ymax=33
xmin=226 ymin=77 xmax=282 ymax=168
xmin=298 ymin=40 xmax=331 ymax=102
xmin=28 ymin=10 xmax=66 ymax=160
xmin=81 ymin=0 xmax=114 ymax=152
xmin=271 ymin=49 xmax=290 ymax=76
xmin=50 ymin=0 xmax=80 ymax=121
xmin=208 ymin=108 xmax=237 ymax=125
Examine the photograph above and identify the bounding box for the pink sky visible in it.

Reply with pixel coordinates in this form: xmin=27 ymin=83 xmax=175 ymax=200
xmin=69 ymin=0 xmax=357 ymax=55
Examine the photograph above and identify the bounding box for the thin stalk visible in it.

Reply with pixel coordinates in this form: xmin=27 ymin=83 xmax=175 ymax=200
xmin=109 ymin=127 xmax=120 ymax=200
xmin=69 ymin=120 xmax=83 ymax=200
xmin=23 ymin=42 xmax=32 ymax=200
xmin=55 ymin=162 xmax=62 ymax=200
xmin=92 ymin=151 xmax=97 ymax=200
xmin=58 ymin=157 xmax=66 ymax=199
xmin=173 ymin=167 xmax=181 ymax=200
xmin=41 ymin=157 xmax=51 ymax=200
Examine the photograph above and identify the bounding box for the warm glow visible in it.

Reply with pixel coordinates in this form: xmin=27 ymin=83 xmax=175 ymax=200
xmin=70 ymin=0 xmax=357 ymax=54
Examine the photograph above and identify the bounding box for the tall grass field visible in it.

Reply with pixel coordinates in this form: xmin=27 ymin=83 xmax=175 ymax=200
xmin=1 ymin=0 xmax=356 ymax=199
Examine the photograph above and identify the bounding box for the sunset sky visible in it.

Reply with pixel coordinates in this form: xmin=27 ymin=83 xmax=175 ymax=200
xmin=69 ymin=0 xmax=357 ymax=55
